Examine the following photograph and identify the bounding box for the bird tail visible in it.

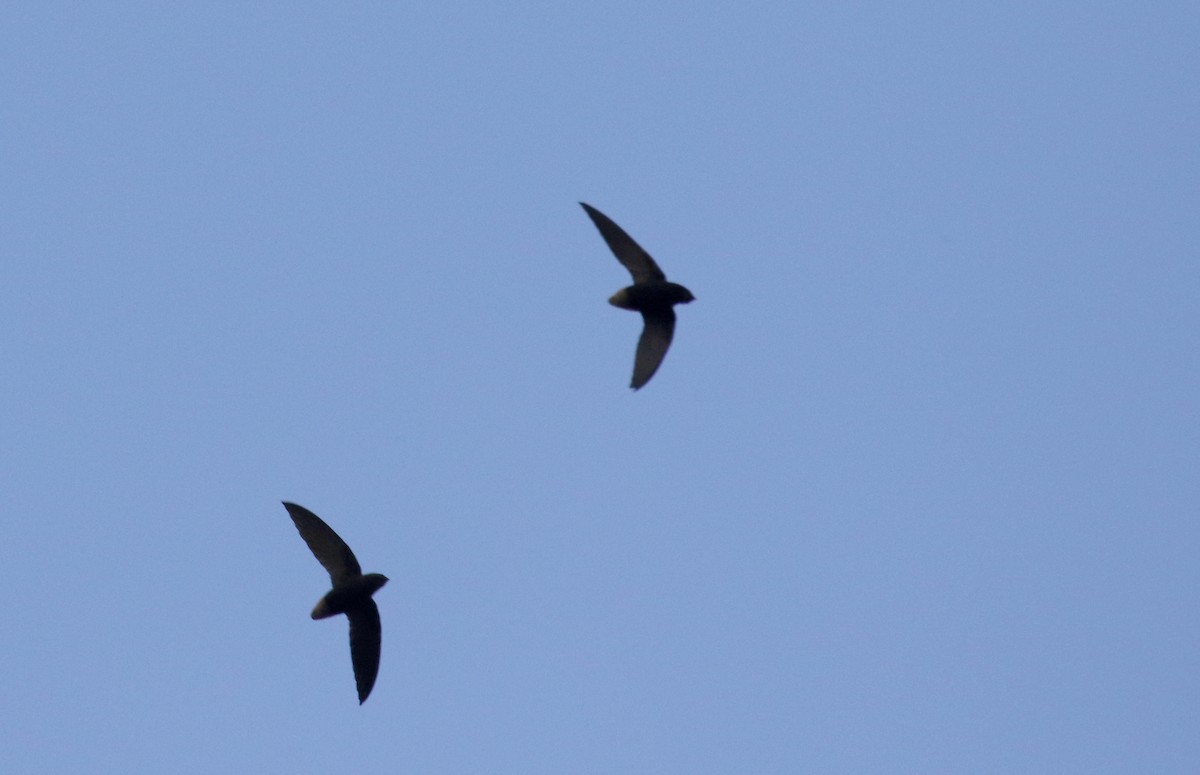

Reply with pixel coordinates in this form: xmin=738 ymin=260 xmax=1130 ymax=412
xmin=311 ymin=597 xmax=337 ymax=620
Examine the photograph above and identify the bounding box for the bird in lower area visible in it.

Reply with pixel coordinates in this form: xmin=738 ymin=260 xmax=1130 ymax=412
xmin=580 ymin=202 xmax=695 ymax=390
xmin=283 ymin=501 xmax=388 ymax=704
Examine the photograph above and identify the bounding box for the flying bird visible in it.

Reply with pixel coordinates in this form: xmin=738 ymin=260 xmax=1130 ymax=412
xmin=580 ymin=202 xmax=695 ymax=390
xmin=283 ymin=501 xmax=388 ymax=704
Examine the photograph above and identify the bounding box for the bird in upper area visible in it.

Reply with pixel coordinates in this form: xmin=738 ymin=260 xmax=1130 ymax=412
xmin=283 ymin=501 xmax=388 ymax=704
xmin=580 ymin=202 xmax=695 ymax=390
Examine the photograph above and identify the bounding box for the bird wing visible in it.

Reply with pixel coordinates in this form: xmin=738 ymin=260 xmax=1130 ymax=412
xmin=580 ymin=202 xmax=667 ymax=284
xmin=347 ymin=600 xmax=382 ymax=704
xmin=283 ymin=502 xmax=363 ymax=585
xmin=631 ymin=308 xmax=677 ymax=390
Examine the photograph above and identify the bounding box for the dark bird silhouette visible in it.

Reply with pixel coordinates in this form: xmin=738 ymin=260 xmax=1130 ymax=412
xmin=580 ymin=202 xmax=695 ymax=390
xmin=283 ymin=501 xmax=388 ymax=704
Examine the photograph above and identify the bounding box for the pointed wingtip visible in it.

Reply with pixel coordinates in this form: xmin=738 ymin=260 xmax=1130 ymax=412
xmin=630 ymin=368 xmax=653 ymax=390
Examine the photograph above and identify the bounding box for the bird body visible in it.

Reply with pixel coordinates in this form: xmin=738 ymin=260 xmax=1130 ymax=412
xmin=608 ymin=282 xmax=696 ymax=311
xmin=283 ymin=501 xmax=388 ymax=704
xmin=580 ymin=202 xmax=695 ymax=390
xmin=310 ymin=573 xmax=389 ymax=619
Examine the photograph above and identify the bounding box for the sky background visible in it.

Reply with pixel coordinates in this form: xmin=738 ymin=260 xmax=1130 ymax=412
xmin=2 ymin=2 xmax=1198 ymax=773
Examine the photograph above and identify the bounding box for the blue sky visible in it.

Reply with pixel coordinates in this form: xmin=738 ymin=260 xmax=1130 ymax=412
xmin=3 ymin=2 xmax=1198 ymax=772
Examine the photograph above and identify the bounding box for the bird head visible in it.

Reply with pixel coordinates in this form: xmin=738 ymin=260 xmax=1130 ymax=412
xmin=362 ymin=573 xmax=389 ymax=595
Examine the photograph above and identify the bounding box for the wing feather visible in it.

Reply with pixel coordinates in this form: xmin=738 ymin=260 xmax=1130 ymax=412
xmin=631 ymin=308 xmax=676 ymax=389
xmin=283 ymin=502 xmax=363 ymax=585
xmin=347 ymin=601 xmax=382 ymax=704
xmin=580 ymin=203 xmax=667 ymax=284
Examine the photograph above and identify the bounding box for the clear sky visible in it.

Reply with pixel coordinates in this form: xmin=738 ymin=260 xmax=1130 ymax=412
xmin=3 ymin=3 xmax=1197 ymax=772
